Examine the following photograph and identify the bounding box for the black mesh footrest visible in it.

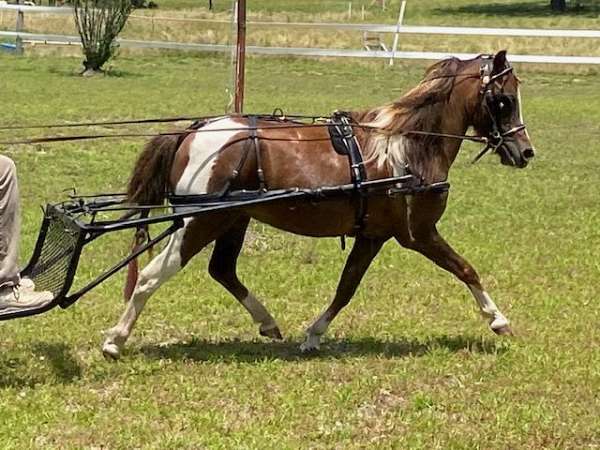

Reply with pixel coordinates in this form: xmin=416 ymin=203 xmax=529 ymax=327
xmin=1 ymin=205 xmax=86 ymax=321
xmin=20 ymin=205 xmax=86 ymax=302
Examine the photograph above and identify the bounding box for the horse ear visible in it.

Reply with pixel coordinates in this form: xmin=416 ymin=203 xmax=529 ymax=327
xmin=492 ymin=50 xmax=508 ymax=74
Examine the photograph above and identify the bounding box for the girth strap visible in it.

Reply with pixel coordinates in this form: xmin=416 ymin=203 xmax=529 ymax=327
xmin=249 ymin=115 xmax=267 ymax=192
xmin=328 ymin=111 xmax=368 ymax=233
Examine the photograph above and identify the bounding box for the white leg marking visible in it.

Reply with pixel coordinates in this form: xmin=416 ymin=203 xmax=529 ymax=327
xmin=300 ymin=311 xmax=332 ymax=352
xmin=176 ymin=118 xmax=246 ymax=196
xmin=240 ymin=293 xmax=277 ymax=332
xmin=103 ymin=225 xmax=187 ymax=358
xmin=468 ymin=285 xmax=509 ymax=330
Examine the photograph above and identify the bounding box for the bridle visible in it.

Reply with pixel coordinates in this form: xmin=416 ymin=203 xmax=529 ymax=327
xmin=472 ymin=60 xmax=528 ymax=163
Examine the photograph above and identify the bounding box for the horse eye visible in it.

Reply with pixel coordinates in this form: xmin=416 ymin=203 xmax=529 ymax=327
xmin=495 ymin=95 xmax=513 ymax=118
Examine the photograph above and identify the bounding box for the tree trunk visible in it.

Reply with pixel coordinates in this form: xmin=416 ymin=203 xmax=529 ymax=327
xmin=81 ymin=59 xmax=104 ymax=76
xmin=550 ymin=0 xmax=566 ymax=12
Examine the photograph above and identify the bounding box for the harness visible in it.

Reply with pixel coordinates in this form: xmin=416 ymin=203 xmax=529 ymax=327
xmin=215 ymin=113 xmax=371 ymax=236
xmin=249 ymin=115 xmax=267 ymax=192
xmin=328 ymin=111 xmax=368 ymax=233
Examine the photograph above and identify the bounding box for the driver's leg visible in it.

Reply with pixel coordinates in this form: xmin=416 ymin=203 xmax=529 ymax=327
xmin=0 ymin=155 xmax=53 ymax=311
xmin=0 ymin=155 xmax=21 ymax=289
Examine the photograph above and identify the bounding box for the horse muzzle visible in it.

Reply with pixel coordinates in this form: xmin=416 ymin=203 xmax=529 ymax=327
xmin=497 ymin=140 xmax=535 ymax=168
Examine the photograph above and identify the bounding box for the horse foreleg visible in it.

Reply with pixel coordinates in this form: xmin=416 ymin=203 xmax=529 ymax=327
xmin=300 ymin=236 xmax=385 ymax=352
xmin=208 ymin=217 xmax=282 ymax=340
xmin=400 ymin=227 xmax=512 ymax=335
xmin=102 ymin=227 xmax=187 ymax=359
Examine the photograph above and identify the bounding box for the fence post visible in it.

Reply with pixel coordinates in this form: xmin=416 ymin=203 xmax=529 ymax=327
xmin=15 ymin=8 xmax=24 ymax=55
xmin=389 ymin=0 xmax=406 ymax=66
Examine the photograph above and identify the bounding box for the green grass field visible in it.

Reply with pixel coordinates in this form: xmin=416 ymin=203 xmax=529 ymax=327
xmin=1 ymin=2 xmax=600 ymax=447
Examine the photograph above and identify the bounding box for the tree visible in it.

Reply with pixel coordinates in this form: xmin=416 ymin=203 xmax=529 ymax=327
xmin=73 ymin=0 xmax=133 ymax=75
xmin=550 ymin=0 xmax=566 ymax=12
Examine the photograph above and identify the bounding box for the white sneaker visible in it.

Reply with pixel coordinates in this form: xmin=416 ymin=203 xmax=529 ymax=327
xmin=0 ymin=285 xmax=54 ymax=312
xmin=19 ymin=277 xmax=36 ymax=293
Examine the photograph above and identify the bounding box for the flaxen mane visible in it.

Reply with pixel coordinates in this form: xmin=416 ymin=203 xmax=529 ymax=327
xmin=353 ymin=57 xmax=465 ymax=176
xmin=359 ymin=57 xmax=463 ymax=136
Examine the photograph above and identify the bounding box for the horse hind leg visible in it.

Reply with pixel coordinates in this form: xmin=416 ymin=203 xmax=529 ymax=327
xmin=102 ymin=213 xmax=240 ymax=360
xmin=102 ymin=226 xmax=187 ymax=359
xmin=208 ymin=216 xmax=282 ymax=340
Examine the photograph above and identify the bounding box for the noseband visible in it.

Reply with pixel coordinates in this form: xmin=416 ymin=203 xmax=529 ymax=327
xmin=472 ymin=61 xmax=528 ymax=163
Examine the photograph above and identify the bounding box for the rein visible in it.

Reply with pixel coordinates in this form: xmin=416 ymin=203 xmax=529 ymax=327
xmin=0 ymin=121 xmax=490 ymax=147
xmin=0 ymin=112 xmax=332 ymax=131
xmin=0 ymin=115 xmax=218 ymax=131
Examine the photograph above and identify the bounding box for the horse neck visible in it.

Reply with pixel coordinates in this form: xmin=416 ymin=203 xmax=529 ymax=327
xmin=434 ymin=93 xmax=473 ymax=174
xmin=357 ymin=91 xmax=473 ymax=184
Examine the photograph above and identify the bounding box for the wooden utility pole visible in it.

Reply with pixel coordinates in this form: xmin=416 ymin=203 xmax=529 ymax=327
xmin=233 ymin=0 xmax=246 ymax=114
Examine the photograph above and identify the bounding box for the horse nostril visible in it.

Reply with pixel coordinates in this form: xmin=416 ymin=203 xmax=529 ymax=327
xmin=523 ymin=148 xmax=535 ymax=160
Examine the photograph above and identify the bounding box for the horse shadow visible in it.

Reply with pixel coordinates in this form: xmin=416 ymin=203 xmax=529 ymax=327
xmin=434 ymin=1 xmax=600 ymax=17
xmin=0 ymin=342 xmax=82 ymax=389
xmin=138 ymin=334 xmax=509 ymax=363
xmin=0 ymin=335 xmax=509 ymax=389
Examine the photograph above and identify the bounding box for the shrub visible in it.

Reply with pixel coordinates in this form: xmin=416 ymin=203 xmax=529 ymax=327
xmin=73 ymin=0 xmax=133 ymax=75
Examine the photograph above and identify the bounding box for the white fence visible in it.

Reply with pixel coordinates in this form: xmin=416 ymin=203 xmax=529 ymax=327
xmin=1 ymin=4 xmax=600 ymax=64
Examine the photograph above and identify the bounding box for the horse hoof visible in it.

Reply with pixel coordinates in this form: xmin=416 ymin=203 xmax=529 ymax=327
xmin=300 ymin=335 xmax=321 ymax=354
xmin=299 ymin=344 xmax=320 ymax=354
xmin=492 ymin=325 xmax=514 ymax=336
xmin=260 ymin=325 xmax=283 ymax=340
xmin=102 ymin=343 xmax=121 ymax=360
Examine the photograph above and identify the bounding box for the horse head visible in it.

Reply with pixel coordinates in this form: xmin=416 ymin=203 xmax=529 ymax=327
xmin=471 ymin=51 xmax=536 ymax=168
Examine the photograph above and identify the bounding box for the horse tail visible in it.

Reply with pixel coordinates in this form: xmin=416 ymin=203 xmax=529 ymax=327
xmin=127 ymin=133 xmax=184 ymax=206
xmin=123 ymin=132 xmax=186 ymax=302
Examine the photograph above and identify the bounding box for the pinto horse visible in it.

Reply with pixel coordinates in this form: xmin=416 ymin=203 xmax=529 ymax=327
xmin=102 ymin=51 xmax=535 ymax=359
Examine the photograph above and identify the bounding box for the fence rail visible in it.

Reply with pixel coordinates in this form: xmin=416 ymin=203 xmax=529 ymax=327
xmin=1 ymin=4 xmax=600 ymax=64
xmin=3 ymin=30 xmax=600 ymax=65
xmin=0 ymin=4 xmax=72 ymax=13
